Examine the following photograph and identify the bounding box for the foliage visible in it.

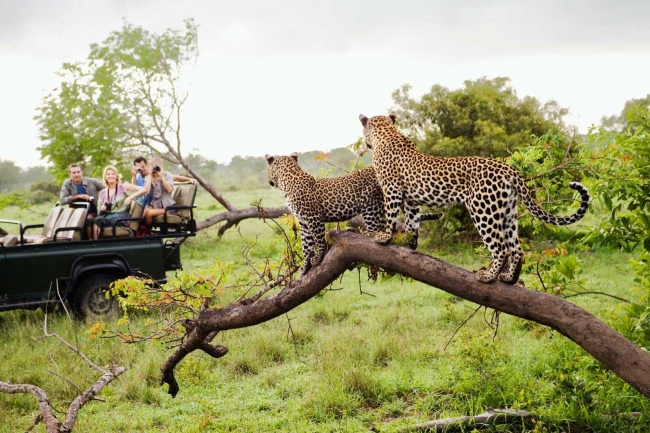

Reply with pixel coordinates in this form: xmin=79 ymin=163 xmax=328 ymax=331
xmin=106 ymin=263 xmax=230 ymax=345
xmin=0 ymin=161 xmax=52 ymax=193
xmin=583 ymin=104 xmax=650 ymax=348
xmin=0 ymin=192 xmax=26 ymax=210
xmin=600 ymin=94 xmax=650 ymax=131
xmin=35 ymin=19 xmax=199 ymax=181
xmin=391 ymin=76 xmax=571 ymax=158
xmin=104 ymin=215 xmax=301 ymax=345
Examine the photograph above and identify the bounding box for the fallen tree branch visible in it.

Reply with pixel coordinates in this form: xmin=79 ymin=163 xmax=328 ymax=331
xmin=196 ymin=205 xmax=290 ymax=232
xmin=0 ymin=317 xmax=126 ymax=432
xmin=407 ymin=408 xmax=532 ymax=432
xmin=160 ymin=230 xmax=650 ymax=398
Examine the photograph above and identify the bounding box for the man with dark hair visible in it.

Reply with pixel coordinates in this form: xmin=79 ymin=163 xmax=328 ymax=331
xmin=59 ymin=164 xmax=105 ymax=216
xmin=131 ymin=156 xmax=149 ymax=187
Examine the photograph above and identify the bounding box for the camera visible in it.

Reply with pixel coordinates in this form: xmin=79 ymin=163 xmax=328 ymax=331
xmin=105 ymin=202 xmax=113 ymax=212
xmin=153 ymin=165 xmax=161 ymax=172
xmin=136 ymin=167 xmax=142 ymax=172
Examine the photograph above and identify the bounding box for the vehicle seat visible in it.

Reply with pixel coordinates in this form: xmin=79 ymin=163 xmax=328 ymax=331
xmin=101 ymin=199 xmax=144 ymax=238
xmin=151 ymin=182 xmax=197 ymax=233
xmin=54 ymin=208 xmax=88 ymax=241
xmin=0 ymin=235 xmax=18 ymax=246
xmin=22 ymin=207 xmax=64 ymax=243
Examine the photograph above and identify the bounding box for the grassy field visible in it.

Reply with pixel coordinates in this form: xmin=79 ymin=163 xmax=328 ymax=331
xmin=1 ymin=190 xmax=649 ymax=432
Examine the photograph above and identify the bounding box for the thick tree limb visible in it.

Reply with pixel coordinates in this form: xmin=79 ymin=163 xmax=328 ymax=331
xmin=196 ymin=205 xmax=290 ymax=232
xmin=160 ymin=230 xmax=650 ymax=398
xmin=407 ymin=408 xmax=532 ymax=431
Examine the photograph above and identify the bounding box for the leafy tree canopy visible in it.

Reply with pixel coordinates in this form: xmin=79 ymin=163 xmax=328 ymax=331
xmin=35 ymin=19 xmax=199 ymax=182
xmin=600 ymin=94 xmax=650 ymax=131
xmin=391 ymin=77 xmax=570 ymax=158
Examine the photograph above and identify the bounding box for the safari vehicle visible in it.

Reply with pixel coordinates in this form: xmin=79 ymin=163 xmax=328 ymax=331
xmin=0 ymin=182 xmax=198 ymax=318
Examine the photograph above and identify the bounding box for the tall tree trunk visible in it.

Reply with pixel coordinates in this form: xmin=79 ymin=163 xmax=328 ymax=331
xmin=160 ymin=230 xmax=650 ymax=398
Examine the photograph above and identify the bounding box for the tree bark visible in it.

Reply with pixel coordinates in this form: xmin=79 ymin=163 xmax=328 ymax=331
xmin=196 ymin=205 xmax=290 ymax=232
xmin=161 ymin=230 xmax=650 ymax=399
xmin=407 ymin=408 xmax=532 ymax=432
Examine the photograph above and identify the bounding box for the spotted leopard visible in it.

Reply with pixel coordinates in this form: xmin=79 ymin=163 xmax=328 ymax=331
xmin=358 ymin=114 xmax=590 ymax=284
xmin=266 ymin=153 xmax=442 ymax=275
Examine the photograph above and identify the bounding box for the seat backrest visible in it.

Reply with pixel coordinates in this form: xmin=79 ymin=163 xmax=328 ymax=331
xmin=55 ymin=208 xmax=86 ymax=241
xmin=172 ymin=183 xmax=197 ymax=219
xmin=1 ymin=235 xmax=18 ymax=247
xmin=51 ymin=208 xmax=74 ymax=235
xmin=128 ymin=199 xmax=144 ymax=231
xmin=42 ymin=207 xmax=64 ymax=237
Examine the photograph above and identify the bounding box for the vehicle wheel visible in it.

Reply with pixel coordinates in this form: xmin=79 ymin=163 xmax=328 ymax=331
xmin=72 ymin=274 xmax=121 ymax=319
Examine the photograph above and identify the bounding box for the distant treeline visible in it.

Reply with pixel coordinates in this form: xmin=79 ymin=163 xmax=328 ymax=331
xmin=0 ymin=161 xmax=52 ymax=193
xmin=1 ymin=147 xmax=372 ymax=195
xmin=182 ymin=147 xmax=373 ymax=191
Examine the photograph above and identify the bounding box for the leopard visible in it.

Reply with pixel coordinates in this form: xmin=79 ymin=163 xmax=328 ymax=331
xmin=266 ymin=153 xmax=442 ymax=275
xmin=358 ymin=114 xmax=590 ymax=284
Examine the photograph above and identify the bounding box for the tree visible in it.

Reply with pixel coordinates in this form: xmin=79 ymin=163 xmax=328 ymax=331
xmin=35 ymin=20 xmax=289 ymax=231
xmin=600 ymin=94 xmax=650 ymax=131
xmin=0 ymin=160 xmax=22 ymax=192
xmin=391 ymin=77 xmax=570 ymax=158
xmin=585 ymin=104 xmax=650 ymax=349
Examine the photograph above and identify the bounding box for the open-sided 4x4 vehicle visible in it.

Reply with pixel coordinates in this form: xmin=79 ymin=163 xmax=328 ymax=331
xmin=0 ymin=182 xmax=198 ymax=318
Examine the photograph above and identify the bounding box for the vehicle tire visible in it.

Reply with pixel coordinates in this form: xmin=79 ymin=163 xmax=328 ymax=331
xmin=72 ymin=274 xmax=121 ymax=319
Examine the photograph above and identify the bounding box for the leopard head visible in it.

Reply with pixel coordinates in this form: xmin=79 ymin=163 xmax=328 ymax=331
xmin=359 ymin=113 xmax=396 ymax=150
xmin=266 ymin=152 xmax=299 ymax=189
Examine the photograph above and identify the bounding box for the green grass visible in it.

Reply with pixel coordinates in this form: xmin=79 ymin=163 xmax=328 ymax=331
xmin=1 ymin=191 xmax=649 ymax=432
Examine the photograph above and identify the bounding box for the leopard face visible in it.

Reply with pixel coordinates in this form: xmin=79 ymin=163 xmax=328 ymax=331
xmin=358 ymin=114 xmax=590 ymax=284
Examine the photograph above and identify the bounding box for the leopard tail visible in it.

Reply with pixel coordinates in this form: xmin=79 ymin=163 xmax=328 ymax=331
xmin=515 ymin=177 xmax=590 ymax=226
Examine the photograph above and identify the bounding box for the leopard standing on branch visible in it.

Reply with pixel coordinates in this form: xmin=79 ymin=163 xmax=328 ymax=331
xmin=266 ymin=153 xmax=442 ymax=275
xmin=358 ymin=114 xmax=590 ymax=284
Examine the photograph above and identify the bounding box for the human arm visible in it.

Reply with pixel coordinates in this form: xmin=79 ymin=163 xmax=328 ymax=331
xmin=160 ymin=171 xmax=173 ymax=193
xmin=59 ymin=181 xmax=90 ymax=205
xmin=172 ymin=174 xmax=197 ymax=184
xmin=122 ymin=183 xmax=144 ymax=206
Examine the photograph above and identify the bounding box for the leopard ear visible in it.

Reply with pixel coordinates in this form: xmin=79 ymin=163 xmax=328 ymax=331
xmin=265 ymin=154 xmax=275 ymax=165
xmin=359 ymin=114 xmax=368 ymax=127
xmin=290 ymin=152 xmax=299 ymax=161
xmin=388 ymin=113 xmax=397 ymax=124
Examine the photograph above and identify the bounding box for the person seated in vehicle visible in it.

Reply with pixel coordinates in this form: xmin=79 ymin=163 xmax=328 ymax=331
xmin=90 ymin=165 xmax=145 ymax=240
xmin=59 ymin=164 xmax=106 ymax=217
xmin=132 ymin=156 xmax=198 ymax=189
xmin=141 ymin=157 xmax=177 ymax=230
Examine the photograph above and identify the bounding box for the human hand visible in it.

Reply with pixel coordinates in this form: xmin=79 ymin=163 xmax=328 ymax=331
xmin=125 ymin=196 xmax=132 ymax=206
xmin=81 ymin=194 xmax=91 ymax=201
xmin=131 ymin=166 xmax=138 ymax=176
xmin=100 ymin=205 xmax=107 ymax=212
xmin=189 ymin=178 xmax=197 ymax=184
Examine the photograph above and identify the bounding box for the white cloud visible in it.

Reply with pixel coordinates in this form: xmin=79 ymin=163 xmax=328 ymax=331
xmin=2 ymin=0 xmax=650 ymax=167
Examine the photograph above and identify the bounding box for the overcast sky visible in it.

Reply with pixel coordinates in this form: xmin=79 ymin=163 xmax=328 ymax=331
xmin=2 ymin=0 xmax=650 ymax=168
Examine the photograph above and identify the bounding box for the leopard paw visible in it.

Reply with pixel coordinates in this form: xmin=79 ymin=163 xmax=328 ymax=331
xmin=474 ymin=268 xmax=497 ymax=283
xmin=372 ymin=232 xmax=392 ymax=244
